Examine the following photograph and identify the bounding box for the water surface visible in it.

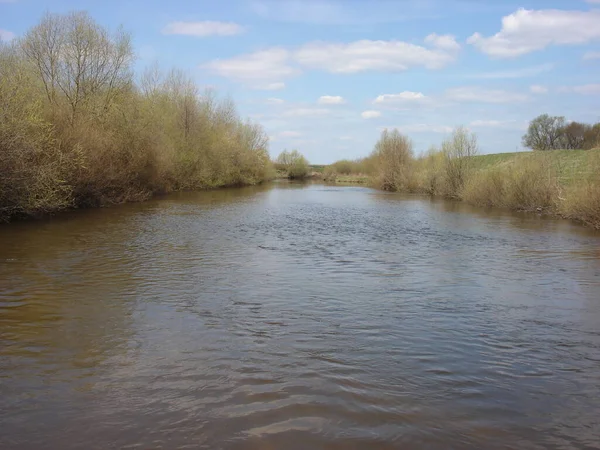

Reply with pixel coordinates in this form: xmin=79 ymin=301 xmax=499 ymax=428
xmin=1 ymin=183 xmax=600 ymax=449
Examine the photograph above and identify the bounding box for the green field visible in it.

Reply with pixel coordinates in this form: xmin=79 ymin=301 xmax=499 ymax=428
xmin=471 ymin=149 xmax=600 ymax=185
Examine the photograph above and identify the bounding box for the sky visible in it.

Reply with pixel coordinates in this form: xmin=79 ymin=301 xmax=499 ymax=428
xmin=1 ymin=0 xmax=600 ymax=163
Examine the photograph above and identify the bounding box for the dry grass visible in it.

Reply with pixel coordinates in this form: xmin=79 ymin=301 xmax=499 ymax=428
xmin=461 ymin=154 xmax=559 ymax=212
xmin=558 ymin=152 xmax=600 ymax=229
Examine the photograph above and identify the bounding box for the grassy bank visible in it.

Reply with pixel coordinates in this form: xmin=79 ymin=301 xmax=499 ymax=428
xmin=0 ymin=12 xmax=272 ymax=223
xmin=326 ymin=128 xmax=600 ymax=229
xmin=463 ymin=149 xmax=600 ymax=229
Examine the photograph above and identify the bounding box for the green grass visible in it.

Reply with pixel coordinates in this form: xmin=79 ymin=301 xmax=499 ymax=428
xmin=328 ymin=174 xmax=370 ymax=185
xmin=471 ymin=149 xmax=600 ymax=185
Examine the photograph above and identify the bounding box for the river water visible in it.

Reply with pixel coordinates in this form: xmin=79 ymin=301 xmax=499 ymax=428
xmin=1 ymin=182 xmax=600 ymax=449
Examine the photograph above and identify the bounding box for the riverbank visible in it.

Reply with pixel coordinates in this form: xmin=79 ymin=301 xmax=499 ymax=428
xmin=0 ymin=12 xmax=272 ymax=223
xmin=326 ymin=145 xmax=600 ymax=230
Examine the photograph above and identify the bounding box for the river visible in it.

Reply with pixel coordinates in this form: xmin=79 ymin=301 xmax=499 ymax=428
xmin=1 ymin=182 xmax=600 ymax=449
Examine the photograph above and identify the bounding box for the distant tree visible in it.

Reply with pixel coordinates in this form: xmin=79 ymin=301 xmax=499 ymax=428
xmin=583 ymin=123 xmax=600 ymax=150
xmin=561 ymin=121 xmax=588 ymax=150
xmin=276 ymin=149 xmax=310 ymax=179
xmin=522 ymin=114 xmax=567 ymax=150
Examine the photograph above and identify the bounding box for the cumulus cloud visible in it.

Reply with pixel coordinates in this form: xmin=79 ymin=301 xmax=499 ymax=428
xmin=373 ymin=91 xmax=428 ymax=104
xmin=558 ymin=84 xmax=600 ymax=94
xmin=468 ymin=8 xmax=600 ymax=57
xmin=0 ymin=29 xmax=15 ymax=41
xmin=425 ymin=33 xmax=460 ymax=51
xmin=204 ymin=48 xmax=297 ymax=89
xmin=317 ymin=95 xmax=345 ymax=104
xmin=163 ymin=21 xmax=244 ymax=37
xmin=445 ymin=86 xmax=529 ymax=103
xmin=530 ymin=85 xmax=548 ymax=94
xmin=294 ymin=39 xmax=458 ymax=73
xmin=204 ymin=36 xmax=457 ymax=88
xmin=361 ymin=110 xmax=382 ymax=119
xmin=266 ymin=97 xmax=285 ymax=104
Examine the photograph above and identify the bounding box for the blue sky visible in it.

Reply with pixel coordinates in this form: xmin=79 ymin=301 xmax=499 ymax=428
xmin=1 ymin=0 xmax=600 ymax=163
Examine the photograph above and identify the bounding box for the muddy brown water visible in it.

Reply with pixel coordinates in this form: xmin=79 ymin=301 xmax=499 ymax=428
xmin=1 ymin=182 xmax=600 ymax=449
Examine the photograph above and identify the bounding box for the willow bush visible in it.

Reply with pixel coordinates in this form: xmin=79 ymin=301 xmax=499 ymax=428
xmin=0 ymin=12 xmax=271 ymax=221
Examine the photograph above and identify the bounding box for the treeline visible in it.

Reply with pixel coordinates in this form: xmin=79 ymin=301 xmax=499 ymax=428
xmin=0 ymin=12 xmax=272 ymax=222
xmin=326 ymin=128 xmax=600 ymax=229
xmin=523 ymin=114 xmax=600 ymax=151
xmin=275 ymin=150 xmax=310 ymax=179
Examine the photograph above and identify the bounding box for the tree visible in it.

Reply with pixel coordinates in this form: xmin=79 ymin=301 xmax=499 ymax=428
xmin=583 ymin=123 xmax=600 ymax=150
xmin=561 ymin=122 xmax=588 ymax=150
xmin=441 ymin=126 xmax=479 ymax=196
xmin=276 ymin=149 xmax=310 ymax=179
xmin=371 ymin=128 xmax=414 ymax=191
xmin=21 ymin=11 xmax=133 ymax=123
xmin=522 ymin=114 xmax=567 ymax=150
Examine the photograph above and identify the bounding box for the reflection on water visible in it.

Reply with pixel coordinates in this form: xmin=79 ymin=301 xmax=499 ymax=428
xmin=1 ymin=183 xmax=600 ymax=449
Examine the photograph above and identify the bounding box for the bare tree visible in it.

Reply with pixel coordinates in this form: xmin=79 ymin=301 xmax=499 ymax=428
xmin=21 ymin=11 xmax=133 ymax=123
xmin=522 ymin=114 xmax=567 ymax=150
xmin=20 ymin=12 xmax=63 ymax=104
xmin=442 ymin=126 xmax=479 ymax=196
xmin=561 ymin=122 xmax=588 ymax=150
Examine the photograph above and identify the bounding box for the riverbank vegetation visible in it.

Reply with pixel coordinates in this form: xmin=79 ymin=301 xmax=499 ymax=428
xmin=326 ymin=121 xmax=600 ymax=229
xmin=0 ymin=12 xmax=272 ymax=222
xmin=274 ymin=150 xmax=310 ymax=179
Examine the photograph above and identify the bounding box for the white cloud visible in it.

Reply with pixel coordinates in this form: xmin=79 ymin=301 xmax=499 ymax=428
xmin=385 ymin=124 xmax=453 ymax=133
xmin=163 ymin=21 xmax=244 ymax=37
xmin=205 ymin=37 xmax=457 ymax=88
xmin=204 ymin=48 xmax=297 ymax=89
xmin=469 ymin=120 xmax=526 ymax=130
xmin=373 ymin=91 xmax=427 ymax=104
xmin=468 ymin=8 xmax=600 ymax=57
xmin=361 ymin=110 xmax=382 ymax=119
xmin=0 ymin=29 xmax=15 ymax=42
xmin=279 ymin=130 xmax=302 ymax=137
xmin=583 ymin=51 xmax=600 ymax=60
xmin=283 ymin=107 xmax=330 ymax=117
xmin=445 ymin=86 xmax=529 ymax=103
xmin=295 ymin=39 xmax=458 ymax=73
xmin=558 ymin=84 xmax=600 ymax=94
xmin=317 ymin=95 xmax=345 ymax=104
xmin=425 ymin=33 xmax=460 ymax=51
xmin=266 ymin=97 xmax=285 ymax=104
xmin=468 ymin=63 xmax=553 ymax=79
xmin=530 ymin=85 xmax=548 ymax=94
